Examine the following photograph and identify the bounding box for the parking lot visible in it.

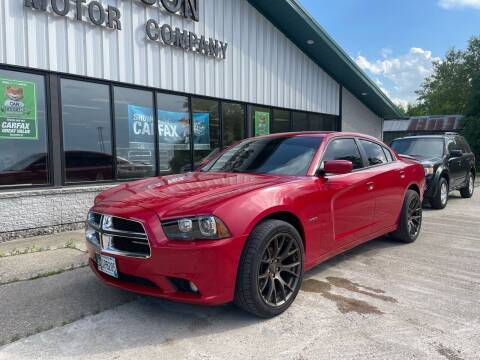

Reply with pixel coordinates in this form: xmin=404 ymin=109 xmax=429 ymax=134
xmin=1 ymin=186 xmax=479 ymax=360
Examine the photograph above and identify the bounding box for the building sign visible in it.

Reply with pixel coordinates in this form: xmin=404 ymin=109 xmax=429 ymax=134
xmin=128 ymin=105 xmax=154 ymax=144
xmin=254 ymin=111 xmax=270 ymax=136
xmin=0 ymin=78 xmax=38 ymax=140
xmin=24 ymin=0 xmax=228 ymax=60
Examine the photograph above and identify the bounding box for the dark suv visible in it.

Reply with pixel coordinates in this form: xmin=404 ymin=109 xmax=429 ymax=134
xmin=390 ymin=133 xmax=476 ymax=209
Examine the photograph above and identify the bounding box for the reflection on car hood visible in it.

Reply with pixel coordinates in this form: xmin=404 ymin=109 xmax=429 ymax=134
xmin=409 ymin=155 xmax=443 ymax=165
xmin=95 ymin=172 xmax=295 ymax=218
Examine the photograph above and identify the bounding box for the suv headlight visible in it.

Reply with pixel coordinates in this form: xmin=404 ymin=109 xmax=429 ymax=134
xmin=424 ymin=165 xmax=434 ymax=176
xmin=161 ymin=216 xmax=231 ymax=240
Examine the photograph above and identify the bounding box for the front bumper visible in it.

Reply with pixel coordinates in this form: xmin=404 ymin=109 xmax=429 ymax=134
xmin=86 ymin=202 xmax=247 ymax=305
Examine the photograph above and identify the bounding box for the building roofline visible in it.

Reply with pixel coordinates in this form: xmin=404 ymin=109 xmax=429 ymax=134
xmin=248 ymin=0 xmax=404 ymax=119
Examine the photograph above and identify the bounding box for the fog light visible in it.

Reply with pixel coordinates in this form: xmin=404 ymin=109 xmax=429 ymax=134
xmin=189 ymin=281 xmax=199 ymax=293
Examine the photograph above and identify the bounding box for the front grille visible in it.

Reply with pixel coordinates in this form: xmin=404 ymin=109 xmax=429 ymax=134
xmin=87 ymin=213 xmax=151 ymax=258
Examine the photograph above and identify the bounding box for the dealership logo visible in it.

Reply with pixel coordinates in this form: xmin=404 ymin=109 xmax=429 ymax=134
xmin=24 ymin=0 xmax=227 ymax=60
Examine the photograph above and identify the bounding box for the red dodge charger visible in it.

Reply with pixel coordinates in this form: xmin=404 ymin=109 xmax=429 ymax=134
xmin=86 ymin=132 xmax=425 ymax=317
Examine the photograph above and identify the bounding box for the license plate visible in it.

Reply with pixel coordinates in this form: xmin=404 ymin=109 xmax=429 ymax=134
xmin=96 ymin=254 xmax=118 ymax=278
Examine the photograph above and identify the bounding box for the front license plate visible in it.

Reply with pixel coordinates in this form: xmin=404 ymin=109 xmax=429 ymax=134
xmin=96 ymin=254 xmax=118 ymax=278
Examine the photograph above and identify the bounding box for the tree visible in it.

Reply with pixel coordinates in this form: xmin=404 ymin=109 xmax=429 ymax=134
xmin=407 ymin=36 xmax=480 ymax=116
xmin=462 ymin=72 xmax=480 ymax=167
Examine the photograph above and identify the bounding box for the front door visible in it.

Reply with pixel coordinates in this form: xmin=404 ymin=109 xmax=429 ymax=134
xmin=321 ymin=138 xmax=375 ymax=249
xmin=447 ymin=138 xmax=464 ymax=188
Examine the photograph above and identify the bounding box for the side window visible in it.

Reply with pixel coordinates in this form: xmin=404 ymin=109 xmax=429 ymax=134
xmin=447 ymin=138 xmax=460 ymax=152
xmin=359 ymin=140 xmax=387 ymax=166
xmin=383 ymin=147 xmax=394 ymax=162
xmin=455 ymin=136 xmax=470 ymax=153
xmin=322 ymin=138 xmax=364 ymax=170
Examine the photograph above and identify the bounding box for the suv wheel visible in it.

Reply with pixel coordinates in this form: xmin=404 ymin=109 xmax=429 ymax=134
xmin=460 ymin=173 xmax=475 ymax=198
xmin=431 ymin=177 xmax=448 ymax=209
xmin=235 ymin=220 xmax=304 ymax=318
xmin=392 ymin=190 xmax=422 ymax=243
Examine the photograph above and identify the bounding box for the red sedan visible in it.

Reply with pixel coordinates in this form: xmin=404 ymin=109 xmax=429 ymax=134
xmin=86 ymin=132 xmax=425 ymax=317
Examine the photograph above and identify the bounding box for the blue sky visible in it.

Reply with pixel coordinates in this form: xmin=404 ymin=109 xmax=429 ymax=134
xmin=299 ymin=0 xmax=480 ymax=107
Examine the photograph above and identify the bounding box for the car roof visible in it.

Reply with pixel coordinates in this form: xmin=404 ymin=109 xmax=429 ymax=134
xmin=253 ymin=131 xmax=382 ymax=143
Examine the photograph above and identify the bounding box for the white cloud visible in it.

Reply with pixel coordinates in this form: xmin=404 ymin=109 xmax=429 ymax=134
xmin=355 ymin=47 xmax=441 ymax=106
xmin=438 ymin=0 xmax=480 ymax=9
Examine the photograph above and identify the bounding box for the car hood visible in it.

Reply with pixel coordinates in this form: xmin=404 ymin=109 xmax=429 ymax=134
xmin=95 ymin=172 xmax=296 ymax=218
xmin=409 ymin=155 xmax=443 ymax=166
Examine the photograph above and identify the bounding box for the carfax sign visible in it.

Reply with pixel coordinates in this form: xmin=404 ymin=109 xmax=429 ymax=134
xmin=0 ymin=78 xmax=38 ymax=140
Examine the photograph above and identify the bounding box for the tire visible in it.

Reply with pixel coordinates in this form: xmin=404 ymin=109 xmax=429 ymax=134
xmin=430 ymin=177 xmax=448 ymax=209
xmin=460 ymin=172 xmax=475 ymax=198
xmin=391 ymin=190 xmax=422 ymax=243
xmin=235 ymin=219 xmax=304 ymax=318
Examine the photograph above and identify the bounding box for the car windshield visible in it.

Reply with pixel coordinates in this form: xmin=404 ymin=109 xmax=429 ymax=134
xmin=201 ymin=136 xmax=323 ymax=176
xmin=391 ymin=138 xmax=444 ymax=158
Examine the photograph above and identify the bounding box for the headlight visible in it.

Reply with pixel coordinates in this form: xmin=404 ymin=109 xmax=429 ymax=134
xmin=162 ymin=216 xmax=231 ymax=240
xmin=424 ymin=165 xmax=434 ymax=176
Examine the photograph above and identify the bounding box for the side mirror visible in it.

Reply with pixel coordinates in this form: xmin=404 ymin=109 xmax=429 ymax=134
xmin=320 ymin=160 xmax=353 ymax=176
xmin=449 ymin=149 xmax=463 ymax=158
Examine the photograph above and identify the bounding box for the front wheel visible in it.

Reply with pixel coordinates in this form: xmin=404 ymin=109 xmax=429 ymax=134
xmin=391 ymin=190 xmax=422 ymax=243
xmin=430 ymin=177 xmax=448 ymax=209
xmin=235 ymin=220 xmax=304 ymax=318
xmin=460 ymin=173 xmax=475 ymax=198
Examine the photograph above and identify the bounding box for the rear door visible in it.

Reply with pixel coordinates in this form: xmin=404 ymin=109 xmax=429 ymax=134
xmin=358 ymin=139 xmax=405 ymax=235
xmin=320 ymin=137 xmax=375 ymax=248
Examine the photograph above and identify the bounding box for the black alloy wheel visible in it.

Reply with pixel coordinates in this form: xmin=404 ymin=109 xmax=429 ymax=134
xmin=392 ymin=189 xmax=423 ymax=243
xmin=235 ymin=219 xmax=304 ymax=318
xmin=407 ymin=193 xmax=422 ymax=238
xmin=258 ymin=233 xmax=301 ymax=307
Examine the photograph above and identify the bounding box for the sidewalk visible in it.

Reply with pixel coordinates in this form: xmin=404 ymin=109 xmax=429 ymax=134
xmin=0 ymin=230 xmax=87 ymax=285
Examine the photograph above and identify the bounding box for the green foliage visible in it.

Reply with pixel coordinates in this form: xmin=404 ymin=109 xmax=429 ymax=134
xmin=462 ymin=72 xmax=480 ymax=167
xmin=407 ymin=36 xmax=480 ymax=116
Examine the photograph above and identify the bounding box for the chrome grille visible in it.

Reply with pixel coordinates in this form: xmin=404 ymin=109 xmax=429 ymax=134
xmin=86 ymin=212 xmax=151 ymax=258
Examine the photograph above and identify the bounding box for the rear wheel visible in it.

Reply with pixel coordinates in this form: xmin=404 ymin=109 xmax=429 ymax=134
xmin=430 ymin=177 xmax=448 ymax=209
xmin=235 ymin=219 xmax=304 ymax=318
xmin=460 ymin=173 xmax=474 ymax=198
xmin=392 ymin=190 xmax=422 ymax=243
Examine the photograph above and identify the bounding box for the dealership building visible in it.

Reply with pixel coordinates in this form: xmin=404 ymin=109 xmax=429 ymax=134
xmin=0 ymin=0 xmax=401 ymax=241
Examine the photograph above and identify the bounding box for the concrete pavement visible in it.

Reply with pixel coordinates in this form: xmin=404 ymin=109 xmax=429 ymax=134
xmin=0 ymin=188 xmax=479 ymax=359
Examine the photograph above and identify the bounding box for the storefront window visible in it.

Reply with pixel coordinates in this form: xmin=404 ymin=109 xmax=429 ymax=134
xmin=114 ymin=87 xmax=156 ymax=179
xmin=308 ymin=114 xmax=324 ymax=131
xmin=192 ymin=98 xmax=220 ymax=168
xmin=272 ymin=109 xmax=291 ymax=133
xmin=323 ymin=115 xmax=338 ymax=131
xmin=61 ymin=79 xmax=113 ymax=183
xmin=292 ymin=112 xmax=309 ymax=132
xmin=251 ymin=106 xmax=271 ymax=137
xmin=0 ymin=69 xmax=49 ymax=187
xmin=222 ymin=102 xmax=245 ymax=147
xmin=157 ymin=93 xmax=191 ymax=174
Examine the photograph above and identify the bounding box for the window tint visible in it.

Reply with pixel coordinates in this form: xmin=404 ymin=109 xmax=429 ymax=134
xmin=223 ymin=102 xmax=245 ymax=146
xmin=383 ymin=147 xmax=394 ymax=162
xmin=455 ymin=136 xmax=470 ymax=153
xmin=359 ymin=139 xmax=387 ymax=166
xmin=0 ymin=70 xmax=49 ymax=187
xmin=292 ymin=112 xmax=308 ymax=132
xmin=322 ymin=138 xmax=364 ymax=170
xmin=272 ymin=109 xmax=291 ymax=134
xmin=157 ymin=93 xmax=192 ymax=175
xmin=391 ymin=138 xmax=445 ymax=158
xmin=114 ymin=87 xmax=156 ymax=180
xmin=203 ymin=136 xmax=322 ymax=176
xmin=61 ymin=79 xmax=113 ymax=183
xmin=192 ymin=98 xmax=220 ymax=169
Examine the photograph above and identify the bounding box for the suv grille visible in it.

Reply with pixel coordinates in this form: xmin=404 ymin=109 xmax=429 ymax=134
xmin=86 ymin=213 xmax=151 ymax=258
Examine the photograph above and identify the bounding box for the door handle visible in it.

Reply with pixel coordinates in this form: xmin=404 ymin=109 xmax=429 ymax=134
xmin=399 ymin=171 xmax=406 ymax=179
xmin=367 ymin=182 xmax=375 ymax=191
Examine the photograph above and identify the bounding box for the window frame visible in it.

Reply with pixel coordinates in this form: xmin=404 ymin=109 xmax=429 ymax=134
xmin=357 ymin=138 xmax=390 ymax=168
xmin=0 ymin=66 xmax=53 ymax=190
xmin=0 ymin=63 xmax=341 ymax=190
